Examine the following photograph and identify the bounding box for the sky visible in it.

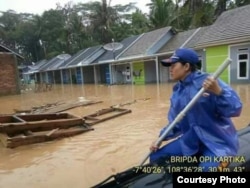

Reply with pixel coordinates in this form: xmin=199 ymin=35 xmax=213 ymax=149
xmin=0 ymin=0 xmax=151 ymax=15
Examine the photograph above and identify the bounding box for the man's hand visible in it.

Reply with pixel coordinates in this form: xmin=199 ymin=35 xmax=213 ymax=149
xmin=150 ymin=141 xmax=160 ymax=152
xmin=202 ymin=76 xmax=222 ymax=95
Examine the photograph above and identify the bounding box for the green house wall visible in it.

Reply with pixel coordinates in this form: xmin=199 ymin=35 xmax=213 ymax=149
xmin=132 ymin=61 xmax=145 ymax=85
xmin=205 ymin=45 xmax=229 ymax=83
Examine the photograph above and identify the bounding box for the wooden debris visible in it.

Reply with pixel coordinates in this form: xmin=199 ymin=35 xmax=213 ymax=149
xmin=13 ymin=100 xmax=103 ymax=115
xmin=110 ymin=98 xmax=150 ymax=108
xmin=5 ymin=126 xmax=92 ymax=148
xmin=83 ymin=107 xmax=132 ymax=126
xmin=41 ymin=100 xmax=103 ymax=114
xmin=13 ymin=101 xmax=63 ymax=114
xmin=46 ymin=128 xmax=59 ymax=137
xmin=2 ymin=102 xmax=132 ymax=148
xmin=0 ymin=113 xmax=93 ymax=148
xmin=24 ymin=130 xmax=33 ymax=136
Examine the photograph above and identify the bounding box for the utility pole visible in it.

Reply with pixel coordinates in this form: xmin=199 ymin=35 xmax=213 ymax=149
xmin=39 ymin=39 xmax=47 ymax=59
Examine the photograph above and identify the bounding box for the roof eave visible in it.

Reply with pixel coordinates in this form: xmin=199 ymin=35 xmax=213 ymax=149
xmin=195 ymin=36 xmax=250 ymax=49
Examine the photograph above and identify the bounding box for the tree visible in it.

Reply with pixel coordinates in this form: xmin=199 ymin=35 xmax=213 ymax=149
xmin=1 ymin=0 xmax=249 ymax=63
xmin=0 ymin=10 xmax=21 ymax=49
xmin=148 ymin=0 xmax=176 ymax=29
xmin=214 ymin=0 xmax=230 ymax=20
xmin=131 ymin=9 xmax=150 ymax=34
xmin=78 ymin=0 xmax=136 ymax=44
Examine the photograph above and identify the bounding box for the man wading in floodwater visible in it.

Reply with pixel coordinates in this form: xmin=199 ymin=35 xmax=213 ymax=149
xmin=149 ymin=48 xmax=242 ymax=171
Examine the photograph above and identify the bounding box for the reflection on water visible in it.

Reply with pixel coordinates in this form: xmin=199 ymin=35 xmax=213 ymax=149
xmin=0 ymin=83 xmax=249 ymax=188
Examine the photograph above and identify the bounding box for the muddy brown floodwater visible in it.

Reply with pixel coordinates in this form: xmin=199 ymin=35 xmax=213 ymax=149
xmin=0 ymin=83 xmax=249 ymax=188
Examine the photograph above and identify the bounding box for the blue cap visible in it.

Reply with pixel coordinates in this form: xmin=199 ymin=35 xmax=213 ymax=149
xmin=161 ymin=48 xmax=199 ymax=67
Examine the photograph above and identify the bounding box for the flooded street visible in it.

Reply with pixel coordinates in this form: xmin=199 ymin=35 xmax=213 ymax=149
xmin=0 ymin=83 xmax=249 ymax=188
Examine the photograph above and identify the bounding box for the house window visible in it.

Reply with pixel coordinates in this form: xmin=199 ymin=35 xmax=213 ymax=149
xmin=237 ymin=53 xmax=249 ymax=79
xmin=198 ymin=56 xmax=203 ymax=71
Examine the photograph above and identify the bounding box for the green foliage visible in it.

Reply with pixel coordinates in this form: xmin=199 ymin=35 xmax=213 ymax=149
xmin=0 ymin=0 xmax=249 ymax=63
xmin=149 ymin=0 xmax=176 ymax=28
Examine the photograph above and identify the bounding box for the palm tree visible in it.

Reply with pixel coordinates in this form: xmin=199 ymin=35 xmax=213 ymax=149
xmin=78 ymin=0 xmax=137 ymax=44
xmin=78 ymin=0 xmax=118 ymax=44
xmin=172 ymin=0 xmax=214 ymax=30
xmin=148 ymin=0 xmax=176 ymax=29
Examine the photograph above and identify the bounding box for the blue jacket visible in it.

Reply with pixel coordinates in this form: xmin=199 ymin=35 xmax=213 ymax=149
xmin=160 ymin=71 xmax=242 ymax=156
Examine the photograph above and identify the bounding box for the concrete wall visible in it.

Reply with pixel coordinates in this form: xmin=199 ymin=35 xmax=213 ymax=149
xmin=0 ymin=53 xmax=20 ymax=96
xmin=145 ymin=60 xmax=157 ymax=83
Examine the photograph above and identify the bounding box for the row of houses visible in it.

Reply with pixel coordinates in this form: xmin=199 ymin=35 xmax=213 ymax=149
xmin=25 ymin=5 xmax=250 ymax=85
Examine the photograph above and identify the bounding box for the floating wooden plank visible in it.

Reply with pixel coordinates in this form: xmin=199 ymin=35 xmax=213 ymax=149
xmin=17 ymin=112 xmax=78 ymax=121
xmin=5 ymin=126 xmax=93 ymax=148
xmin=0 ymin=115 xmax=25 ymax=123
xmin=46 ymin=128 xmax=59 ymax=137
xmin=0 ymin=113 xmax=84 ymax=135
xmin=13 ymin=100 xmax=103 ymax=115
xmin=110 ymin=98 xmax=150 ymax=108
xmin=34 ymin=100 xmax=103 ymax=114
xmin=83 ymin=107 xmax=132 ymax=126
xmin=13 ymin=101 xmax=64 ymax=114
